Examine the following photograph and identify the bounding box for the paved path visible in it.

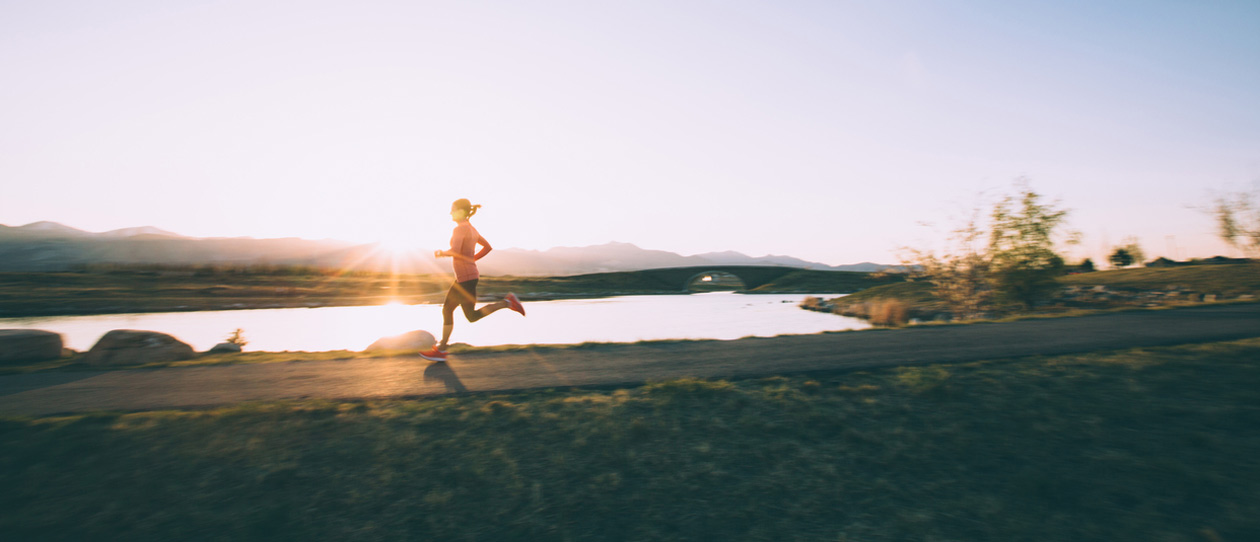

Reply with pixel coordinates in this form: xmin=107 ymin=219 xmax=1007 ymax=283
xmin=2 ymin=303 xmax=1259 ymax=416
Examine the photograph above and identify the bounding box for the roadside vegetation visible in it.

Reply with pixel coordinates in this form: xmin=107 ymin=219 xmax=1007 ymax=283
xmin=809 ymin=262 xmax=1259 ymax=325
xmin=895 ymin=180 xmax=1078 ymax=321
xmin=810 ymin=181 xmax=1259 ymax=326
xmin=3 ymin=338 xmax=1258 ymax=541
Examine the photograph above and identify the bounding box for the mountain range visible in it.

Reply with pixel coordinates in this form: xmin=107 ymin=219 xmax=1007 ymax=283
xmin=0 ymin=222 xmax=890 ymax=275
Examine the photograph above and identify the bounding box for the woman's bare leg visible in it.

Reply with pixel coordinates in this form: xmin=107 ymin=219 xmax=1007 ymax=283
xmin=441 ymin=302 xmax=508 ymax=350
xmin=439 ymin=324 xmax=454 ymax=351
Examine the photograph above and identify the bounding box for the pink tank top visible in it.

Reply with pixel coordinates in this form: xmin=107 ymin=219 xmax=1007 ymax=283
xmin=450 ymin=222 xmax=481 ymax=282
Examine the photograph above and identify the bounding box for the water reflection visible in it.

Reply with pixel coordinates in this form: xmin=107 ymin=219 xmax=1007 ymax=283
xmin=0 ymin=293 xmax=867 ymax=352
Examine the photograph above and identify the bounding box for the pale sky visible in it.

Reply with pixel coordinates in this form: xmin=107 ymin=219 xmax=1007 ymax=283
xmin=2 ymin=1 xmax=1258 ymax=265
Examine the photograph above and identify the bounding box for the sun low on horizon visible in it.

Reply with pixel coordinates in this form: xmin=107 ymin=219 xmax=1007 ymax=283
xmin=372 ymin=234 xmax=426 ymax=256
xmin=1 ymin=1 xmax=1257 ymax=267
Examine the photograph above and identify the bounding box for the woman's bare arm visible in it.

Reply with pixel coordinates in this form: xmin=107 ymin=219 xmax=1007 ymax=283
xmin=434 ymin=246 xmax=489 ymax=263
xmin=474 ymin=235 xmax=492 ymax=261
xmin=435 ymin=248 xmax=478 ymax=263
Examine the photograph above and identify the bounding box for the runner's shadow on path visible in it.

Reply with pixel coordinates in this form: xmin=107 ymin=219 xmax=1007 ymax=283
xmin=423 ymin=362 xmax=467 ymax=393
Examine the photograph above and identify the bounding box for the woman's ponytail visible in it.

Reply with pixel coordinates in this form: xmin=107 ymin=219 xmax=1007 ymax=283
xmin=451 ymin=198 xmax=481 ymax=218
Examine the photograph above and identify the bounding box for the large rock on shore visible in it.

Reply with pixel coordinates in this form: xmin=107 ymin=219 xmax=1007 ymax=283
xmin=207 ymin=342 xmax=243 ymax=354
xmin=366 ymin=330 xmax=436 ymax=352
xmin=0 ymin=329 xmax=64 ymax=365
xmin=83 ymin=330 xmax=196 ymax=366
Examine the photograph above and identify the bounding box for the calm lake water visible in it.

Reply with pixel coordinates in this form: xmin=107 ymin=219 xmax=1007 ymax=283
xmin=0 ymin=293 xmax=867 ymax=352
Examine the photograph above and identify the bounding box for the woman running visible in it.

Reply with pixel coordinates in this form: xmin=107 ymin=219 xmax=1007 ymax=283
xmin=420 ymin=198 xmax=525 ymax=362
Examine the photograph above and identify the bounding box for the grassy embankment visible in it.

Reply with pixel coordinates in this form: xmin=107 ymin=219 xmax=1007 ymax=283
xmin=3 ymin=338 xmax=1258 ymax=541
xmin=813 ymin=263 xmax=1260 ymax=325
xmin=0 ymin=267 xmax=893 ymax=318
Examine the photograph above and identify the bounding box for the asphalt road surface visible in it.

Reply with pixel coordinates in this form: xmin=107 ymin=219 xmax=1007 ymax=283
xmin=2 ymin=303 xmax=1258 ymax=416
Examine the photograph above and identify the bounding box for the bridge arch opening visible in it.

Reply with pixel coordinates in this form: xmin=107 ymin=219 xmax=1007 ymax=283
xmin=685 ymin=271 xmax=747 ymax=292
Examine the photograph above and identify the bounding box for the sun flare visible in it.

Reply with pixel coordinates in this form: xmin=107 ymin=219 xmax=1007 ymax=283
xmin=374 ymin=236 xmax=421 ymax=256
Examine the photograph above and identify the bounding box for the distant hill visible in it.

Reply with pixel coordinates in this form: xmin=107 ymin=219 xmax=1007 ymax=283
xmin=0 ymin=221 xmax=93 ymax=238
xmin=0 ymin=222 xmax=183 ymax=239
xmin=98 ymin=226 xmax=183 ymax=238
xmin=0 ymin=221 xmax=897 ymax=275
xmin=692 ymin=250 xmax=888 ymax=272
xmin=0 ymin=223 xmax=359 ymax=272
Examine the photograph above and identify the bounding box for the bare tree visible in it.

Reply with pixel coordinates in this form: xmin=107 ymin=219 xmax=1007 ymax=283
xmin=1214 ymin=189 xmax=1260 ymax=258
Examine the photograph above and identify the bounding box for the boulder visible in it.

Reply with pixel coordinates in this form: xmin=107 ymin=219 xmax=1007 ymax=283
xmin=0 ymin=329 xmax=64 ymax=365
xmin=366 ymin=330 xmax=436 ymax=352
xmin=82 ymin=330 xmax=196 ymax=366
xmin=208 ymin=342 xmax=243 ymax=354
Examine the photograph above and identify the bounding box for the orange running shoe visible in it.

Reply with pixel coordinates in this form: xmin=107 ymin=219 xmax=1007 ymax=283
xmin=505 ymin=293 xmax=526 ymax=316
xmin=419 ymin=346 xmax=448 ymax=362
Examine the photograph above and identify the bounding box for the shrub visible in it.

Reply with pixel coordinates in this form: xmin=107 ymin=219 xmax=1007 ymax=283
xmin=988 ymin=185 xmax=1073 ymax=307
xmin=867 ymin=299 xmax=909 ymax=327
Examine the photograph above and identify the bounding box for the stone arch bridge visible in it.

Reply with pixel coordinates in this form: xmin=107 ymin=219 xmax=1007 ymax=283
xmin=630 ymin=266 xmax=805 ymax=292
